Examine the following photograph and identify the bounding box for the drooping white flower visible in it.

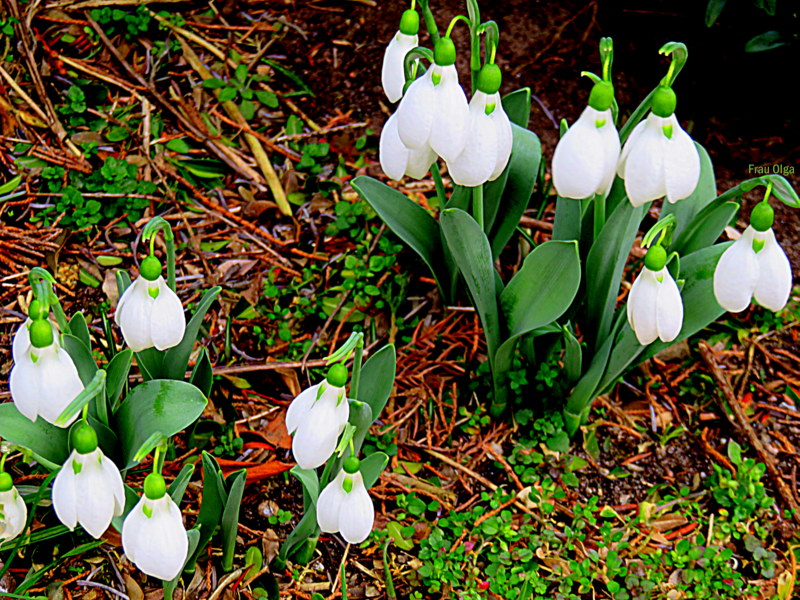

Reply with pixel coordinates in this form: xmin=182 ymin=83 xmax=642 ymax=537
xmin=122 ymin=474 xmax=188 ymax=581
xmin=0 ymin=474 xmax=27 ymax=544
xmin=9 ymin=319 xmax=84 ymax=427
xmin=380 ymin=112 xmax=437 ymax=181
xmin=12 ymin=318 xmax=57 ymax=363
xmin=626 ymin=248 xmax=683 ymax=345
xmin=285 ymin=366 xmax=350 ymax=470
xmin=52 ymin=439 xmax=125 ymax=539
xmin=115 ymin=256 xmax=185 ymax=353
xmin=552 ymin=106 xmax=620 ymax=199
xmin=316 ymin=464 xmax=374 ymax=544
xmin=714 ymin=225 xmax=792 ymax=313
xmin=381 ymin=9 xmax=419 ymax=103
xmin=447 ymin=91 xmax=513 ymax=187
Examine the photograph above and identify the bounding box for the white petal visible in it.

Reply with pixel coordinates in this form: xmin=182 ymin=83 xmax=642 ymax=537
xmin=123 ymin=496 xmax=187 ymax=581
xmin=628 ymin=268 xmax=660 ymax=345
xmin=488 ymin=95 xmax=513 ymax=181
xmin=0 ymin=488 xmax=27 ymax=542
xmin=663 ymin=115 xmax=700 ymax=203
xmin=338 ymin=473 xmax=375 ymax=544
xmin=9 ymin=354 xmax=41 ymax=422
xmin=121 ymin=497 xmax=148 ymax=563
xmin=379 ymin=112 xmax=410 ymax=181
xmin=655 ymin=269 xmax=683 ymax=342
xmin=552 ymin=107 xmax=608 ymax=199
xmin=754 ymin=229 xmax=792 ymax=311
xmin=396 ymin=69 xmax=436 ymax=150
xmin=99 ymin=452 xmax=126 ymax=515
xmin=77 ymin=450 xmax=118 ymax=538
xmin=428 ymin=65 xmax=469 ymax=162
xmin=714 ymin=228 xmax=760 ymax=312
xmin=37 ymin=345 xmax=84 ymax=427
xmin=116 ymin=277 xmax=155 ymax=352
xmin=404 ymin=143 xmax=437 ymax=180
xmin=316 ymin=471 xmax=347 ymax=533
xmin=291 ymin=399 xmax=340 ymax=469
xmin=150 ymin=278 xmax=186 ymax=351
xmin=12 ymin=320 xmax=31 ymax=363
xmin=381 ymin=32 xmax=417 ymax=103
xmin=447 ymin=94 xmax=497 ymax=187
xmin=285 ymin=382 xmax=321 ymax=434
xmin=334 ymin=393 xmax=351 ymax=433
xmin=596 ymin=112 xmax=621 ymax=196
xmin=617 ymin=118 xmax=648 ymax=177
xmin=622 ymin=114 xmax=667 ymax=207
xmin=52 ymin=452 xmax=80 ymax=531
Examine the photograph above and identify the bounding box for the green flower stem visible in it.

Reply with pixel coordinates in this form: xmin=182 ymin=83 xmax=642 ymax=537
xmin=473 ymin=185 xmax=485 ymax=230
xmin=350 ymin=335 xmax=365 ymax=402
xmin=431 ymin=163 xmax=447 ymax=205
xmin=592 ymin=193 xmax=605 ymax=241
xmin=403 ymin=47 xmax=433 ymax=81
xmin=28 ymin=268 xmax=69 ymax=332
xmin=417 ymin=0 xmax=439 ymax=42
xmin=141 ymin=217 xmax=177 ymax=292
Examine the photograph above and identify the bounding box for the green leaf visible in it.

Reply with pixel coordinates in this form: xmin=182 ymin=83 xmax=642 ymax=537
xmin=163 ymin=286 xmax=221 ymax=380
xmin=672 ymin=201 xmax=738 ymax=256
xmin=164 ymin=528 xmax=201 ymax=598
xmin=0 ymin=174 xmax=22 ymax=195
xmin=745 ymin=30 xmax=784 ymax=53
xmin=185 ymin=452 xmax=226 ymax=572
xmin=552 ymin=196 xmax=582 ymax=242
xmin=168 ymin=463 xmax=196 ymax=504
xmin=166 ymin=138 xmax=192 ymax=153
xmin=202 ymin=77 xmax=226 ymax=89
xmin=728 ymin=439 xmax=742 ymax=465
xmin=767 ymin=175 xmax=800 ymax=208
xmin=105 ymin=126 xmax=129 ymax=142
xmin=352 ymin=176 xmax=450 ymax=300
xmin=501 ymin=87 xmax=531 ymax=129
xmin=221 ymin=470 xmax=247 ymax=571
xmin=563 ymin=324 xmax=582 ymax=384
xmin=357 ymin=344 xmax=395 ymax=420
xmin=68 ymin=313 xmax=91 ymax=351
xmin=106 ymin=349 xmax=133 ymax=412
xmin=135 ymin=347 xmax=164 ymax=381
xmin=190 ymin=347 xmax=214 ymax=398
xmin=0 ymin=403 xmax=69 ymax=468
xmin=114 ymin=379 xmax=207 ymax=468
xmin=291 ymin=466 xmax=320 ymax=505
xmin=218 ymin=86 xmax=238 ymax=102
xmin=705 ymin=0 xmax=727 ymax=26
xmin=662 ymin=144 xmax=717 ymax=242
xmin=179 ymin=158 xmax=227 ymax=179
xmin=61 ymin=333 xmax=98 ymax=386
xmin=55 ymin=369 xmax=106 ymax=427
xmin=361 ymin=451 xmax=389 ymax=489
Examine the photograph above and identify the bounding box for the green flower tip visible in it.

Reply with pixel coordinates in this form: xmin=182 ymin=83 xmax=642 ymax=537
xmin=651 ymin=86 xmax=676 ymax=118
xmin=343 ymin=457 xmax=361 ymax=474
xmin=144 ymin=472 xmax=167 ymax=500
xmin=70 ymin=420 xmax=99 ymax=455
xmin=326 ymin=363 xmax=348 ymax=388
xmin=644 ymin=245 xmax=668 ymax=271
xmin=0 ymin=471 xmax=12 ymax=492
xmin=28 ymin=299 xmax=47 ymax=321
xmin=434 ymin=37 xmax=456 ymax=67
xmin=29 ymin=318 xmax=53 ymax=349
xmin=476 ymin=63 xmax=502 ymax=95
xmin=750 ymin=202 xmax=774 ymax=232
xmin=399 ymin=9 xmax=419 ymax=35
xmin=140 ymin=255 xmax=162 ymax=282
xmin=588 ymin=81 xmax=614 ymax=112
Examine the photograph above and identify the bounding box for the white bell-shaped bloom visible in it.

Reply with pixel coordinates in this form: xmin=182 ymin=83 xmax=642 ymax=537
xmin=447 ymin=91 xmax=513 ymax=187
xmin=714 ymin=226 xmax=792 ymax=313
xmin=285 ymin=381 xmax=350 ymax=470
xmin=316 ymin=469 xmax=374 ymax=544
xmin=122 ymin=492 xmax=188 ymax=581
xmin=626 ymin=266 xmax=683 ymax=345
xmin=552 ymin=106 xmax=620 ymax=199
xmin=617 ymin=112 xmax=700 ymax=207
xmin=382 ymin=31 xmax=418 ymax=103
xmin=396 ymin=65 xmax=469 ymax=163
xmin=0 ymin=484 xmax=27 ymax=543
xmin=52 ymin=448 xmax=125 ymax=539
xmin=115 ymin=275 xmax=185 ymax=352
xmin=12 ymin=318 xmax=57 ymax=363
xmin=9 ymin=331 xmax=84 ymax=427
xmin=380 ymin=112 xmax=437 ymax=181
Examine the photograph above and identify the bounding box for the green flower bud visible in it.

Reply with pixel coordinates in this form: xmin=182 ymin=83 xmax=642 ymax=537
xmin=343 ymin=456 xmax=361 ymax=474
xmin=750 ymin=202 xmax=774 ymax=232
xmin=434 ymin=37 xmax=456 ymax=67
xmin=588 ymin=81 xmax=614 ymax=112
xmin=70 ymin=420 xmax=99 ymax=454
xmin=144 ymin=473 xmax=167 ymax=500
xmin=399 ymin=9 xmax=419 ymax=35
xmin=29 ymin=318 xmax=53 ymax=349
xmin=644 ymin=245 xmax=667 ymax=271
xmin=476 ymin=64 xmax=502 ymax=95
xmin=28 ymin=299 xmax=47 ymax=321
xmin=0 ymin=471 xmax=12 ymax=492
xmin=140 ymin=255 xmax=162 ymax=282
xmin=326 ymin=363 xmax=348 ymax=388
xmin=651 ymin=86 xmax=676 ymax=118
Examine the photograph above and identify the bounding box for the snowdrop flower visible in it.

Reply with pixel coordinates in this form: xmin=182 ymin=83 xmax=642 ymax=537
xmin=0 ymin=471 xmax=27 ymax=543
xmin=552 ymin=81 xmax=620 ymax=199
xmin=122 ymin=473 xmax=188 ymax=581
xmin=285 ymin=364 xmax=350 ymax=470
xmin=316 ymin=458 xmax=375 ymax=544
xmin=714 ymin=203 xmax=792 ymax=313
xmin=617 ymin=86 xmax=700 ymax=207
xmin=626 ymin=245 xmax=683 ymax=345
xmin=9 ymin=317 xmax=84 ymax=427
xmin=52 ymin=421 xmax=125 ymax=539
xmin=395 ymin=37 xmax=469 ymax=163
xmin=447 ymin=64 xmax=513 ymax=187
xmin=380 ymin=111 xmax=437 ymax=181
xmin=115 ymin=255 xmax=186 ymax=352
xmin=381 ymin=9 xmax=419 ymax=103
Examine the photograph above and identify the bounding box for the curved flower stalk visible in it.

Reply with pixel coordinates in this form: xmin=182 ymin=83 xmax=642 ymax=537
xmin=52 ymin=421 xmax=125 ymax=539
xmin=447 ymin=64 xmax=513 ymax=187
xmin=626 ymin=245 xmax=683 ymax=345
xmin=0 ymin=471 xmax=27 ymax=543
xmin=115 ymin=255 xmax=186 ymax=352
xmin=381 ymin=8 xmax=420 ymax=103
xmin=714 ymin=202 xmax=792 ymax=313
xmin=316 ymin=458 xmax=374 ymax=544
xmin=617 ymin=86 xmax=700 ymax=207
xmin=122 ymin=473 xmax=188 ymax=581
xmin=285 ymin=364 xmax=350 ymax=469
xmin=9 ymin=315 xmax=84 ymax=427
xmin=552 ymin=81 xmax=620 ymax=199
